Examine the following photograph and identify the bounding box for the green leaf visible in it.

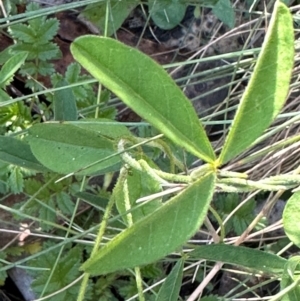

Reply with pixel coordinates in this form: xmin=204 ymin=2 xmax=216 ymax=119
xmin=212 ymin=0 xmax=235 ymax=28
xmin=80 ymin=0 xmax=139 ymax=37
xmin=29 ymin=244 xmax=83 ymax=301
xmin=115 ymin=168 xmax=163 ymax=225
xmin=74 ymin=191 xmax=109 ymax=210
xmin=149 ymin=0 xmax=187 ymax=30
xmin=56 ymin=191 xmax=75 ymax=215
xmin=13 ymin=42 xmax=61 ymax=61
xmin=0 ymin=89 xmax=10 ymax=102
xmin=9 ymin=23 xmax=36 ymax=43
xmin=37 ymin=18 xmax=59 ymax=43
xmin=156 ymin=258 xmax=184 ymax=301
xmin=280 ymin=256 xmax=300 ymax=301
xmin=39 ymin=197 xmax=56 ymax=231
xmin=28 ymin=123 xmax=124 ymax=175
xmin=214 ymin=194 xmax=255 ymax=235
xmin=0 ymin=52 xmax=28 ymax=88
xmin=0 ymin=252 xmax=7 ymax=285
xmin=80 ymin=172 xmax=215 ymax=276
xmin=190 ymin=244 xmax=287 ymax=274
xmin=71 ymin=36 xmax=215 ymax=163
xmin=8 ymin=166 xmax=24 ymax=194
xmin=283 ymin=192 xmax=300 ymax=248
xmin=218 ymin=1 xmax=294 ymax=165
xmin=64 ymin=62 xmax=93 ymax=102
xmin=0 ymin=136 xmax=48 ymax=172
xmin=71 ymin=118 xmax=132 ymax=139
xmin=65 ymin=62 xmax=81 ymax=83
xmin=53 ymin=79 xmax=77 ymax=121
xmin=0 ymin=46 xmax=14 ymax=65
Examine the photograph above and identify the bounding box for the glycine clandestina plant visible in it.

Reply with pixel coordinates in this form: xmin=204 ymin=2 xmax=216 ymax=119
xmin=25 ymin=1 xmax=297 ymax=300
xmin=1 ymin=1 xmax=299 ymax=301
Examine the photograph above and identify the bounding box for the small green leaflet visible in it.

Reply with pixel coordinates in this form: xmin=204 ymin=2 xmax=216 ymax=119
xmin=218 ymin=1 xmax=294 ymax=165
xmin=71 ymin=36 xmax=215 ymax=163
xmin=81 ymin=172 xmax=215 ymax=275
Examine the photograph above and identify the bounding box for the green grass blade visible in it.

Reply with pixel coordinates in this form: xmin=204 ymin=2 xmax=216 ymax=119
xmin=218 ymin=1 xmax=294 ymax=165
xmin=156 ymin=258 xmax=184 ymax=301
xmin=81 ymin=172 xmax=216 ymax=276
xmin=71 ymin=36 xmax=215 ymax=163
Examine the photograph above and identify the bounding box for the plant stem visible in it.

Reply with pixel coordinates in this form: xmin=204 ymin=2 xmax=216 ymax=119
xmin=135 ymin=267 xmax=146 ymax=301
xmin=123 ymin=178 xmax=145 ymax=301
xmin=77 ymin=186 xmax=116 ymax=301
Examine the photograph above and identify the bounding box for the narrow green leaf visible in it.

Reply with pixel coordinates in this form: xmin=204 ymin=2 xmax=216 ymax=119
xmin=71 ymin=36 xmax=215 ymax=163
xmin=81 ymin=172 xmax=216 ymax=275
xmin=53 ymin=79 xmax=77 ymax=121
xmin=156 ymin=258 xmax=184 ymax=301
xmin=28 ymin=123 xmax=123 ymax=175
xmin=0 ymin=136 xmax=48 ymax=172
xmin=0 ymin=52 xmax=28 ymax=88
xmin=190 ymin=244 xmax=287 ymax=274
xmin=218 ymin=1 xmax=294 ymax=165
xmin=149 ymin=0 xmax=187 ymax=30
xmin=283 ymin=192 xmax=300 ymax=248
xmin=80 ymin=0 xmax=139 ymax=37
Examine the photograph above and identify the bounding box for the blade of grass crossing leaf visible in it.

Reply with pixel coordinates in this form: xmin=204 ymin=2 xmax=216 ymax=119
xmin=71 ymin=36 xmax=215 ymax=163
xmin=218 ymin=1 xmax=294 ymax=165
xmin=156 ymin=258 xmax=184 ymax=301
xmin=80 ymin=172 xmax=216 ymax=275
